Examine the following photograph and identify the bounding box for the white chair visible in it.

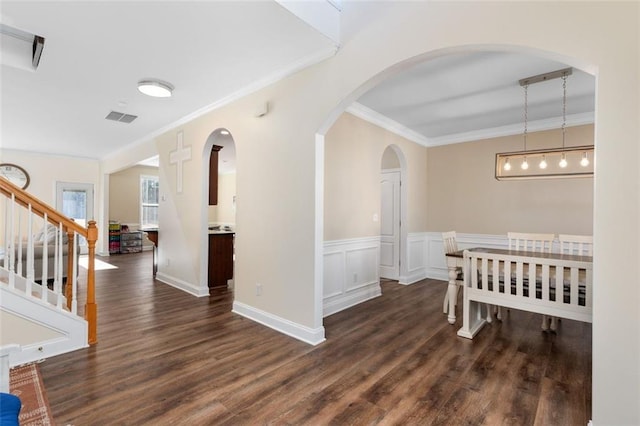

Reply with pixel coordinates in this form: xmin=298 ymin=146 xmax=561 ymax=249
xmin=507 ymin=232 xmax=554 ymax=253
xmin=559 ymin=234 xmax=593 ymax=256
xmin=502 ymin=232 xmax=555 ymax=327
xmin=442 ymin=231 xmax=462 ymax=315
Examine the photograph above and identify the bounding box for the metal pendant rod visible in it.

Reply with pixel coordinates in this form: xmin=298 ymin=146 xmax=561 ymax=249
xmin=519 ymin=67 xmax=572 ymax=87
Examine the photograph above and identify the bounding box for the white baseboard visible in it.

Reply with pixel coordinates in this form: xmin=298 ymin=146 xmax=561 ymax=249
xmin=232 ymin=301 xmax=326 ymax=345
xmin=398 ymin=270 xmax=427 ymax=285
xmin=323 ymin=282 xmax=381 ymax=317
xmin=155 ymin=272 xmax=209 ymax=297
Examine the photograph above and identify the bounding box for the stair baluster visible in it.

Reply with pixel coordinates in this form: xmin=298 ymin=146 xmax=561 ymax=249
xmin=0 ymin=177 xmax=98 ymax=347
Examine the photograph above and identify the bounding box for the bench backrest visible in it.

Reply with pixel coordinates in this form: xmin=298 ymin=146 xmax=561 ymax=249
xmin=462 ymin=249 xmax=593 ymax=323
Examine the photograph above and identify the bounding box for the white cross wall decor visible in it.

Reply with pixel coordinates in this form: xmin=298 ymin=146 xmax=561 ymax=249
xmin=169 ymin=131 xmax=191 ymax=193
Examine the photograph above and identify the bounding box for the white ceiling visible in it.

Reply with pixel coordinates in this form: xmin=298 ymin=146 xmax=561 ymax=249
xmin=1 ymin=2 xmax=595 ymax=165
xmin=0 ymin=1 xmax=337 ymax=160
xmin=354 ymin=51 xmax=595 ymax=146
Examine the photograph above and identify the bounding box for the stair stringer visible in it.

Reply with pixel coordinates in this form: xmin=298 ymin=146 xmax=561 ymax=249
xmin=0 ymin=285 xmax=88 ymax=367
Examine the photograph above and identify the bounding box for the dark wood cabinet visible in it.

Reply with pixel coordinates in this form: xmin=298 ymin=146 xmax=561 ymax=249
xmin=208 ymin=232 xmax=234 ymax=289
xmin=209 ymin=145 xmax=223 ymax=205
xmin=145 ymin=229 xmax=158 ymax=246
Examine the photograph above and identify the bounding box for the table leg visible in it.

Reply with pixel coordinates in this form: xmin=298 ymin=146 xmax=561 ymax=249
xmin=457 ymin=299 xmax=487 ymax=339
xmin=447 ymin=266 xmax=458 ymax=324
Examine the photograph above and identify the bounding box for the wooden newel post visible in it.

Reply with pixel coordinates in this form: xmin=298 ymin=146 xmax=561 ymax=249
xmin=65 ymin=229 xmax=75 ymax=311
xmin=86 ymin=220 xmax=98 ymax=345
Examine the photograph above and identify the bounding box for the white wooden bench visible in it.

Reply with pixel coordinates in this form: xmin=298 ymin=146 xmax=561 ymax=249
xmin=457 ymin=248 xmax=593 ymax=339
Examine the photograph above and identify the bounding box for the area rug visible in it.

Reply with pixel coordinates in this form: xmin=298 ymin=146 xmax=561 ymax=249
xmin=9 ymin=363 xmax=54 ymax=425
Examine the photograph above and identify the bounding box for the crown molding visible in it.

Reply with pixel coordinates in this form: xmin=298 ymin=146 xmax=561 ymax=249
xmin=103 ymin=46 xmax=339 ymax=162
xmin=346 ymin=103 xmax=431 ymax=146
xmin=346 ymin=103 xmax=594 ymax=148
xmin=428 ymin=112 xmax=595 ymax=146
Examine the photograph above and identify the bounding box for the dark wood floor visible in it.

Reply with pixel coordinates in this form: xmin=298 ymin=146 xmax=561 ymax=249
xmin=40 ymin=251 xmax=591 ymax=425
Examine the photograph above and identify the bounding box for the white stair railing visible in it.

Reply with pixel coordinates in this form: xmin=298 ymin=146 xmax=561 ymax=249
xmin=0 ymin=177 xmax=98 ymax=344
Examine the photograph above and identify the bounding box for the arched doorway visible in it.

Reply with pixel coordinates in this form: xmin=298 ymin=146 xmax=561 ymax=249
xmin=201 ymin=128 xmax=237 ymax=295
xmin=315 ymin=45 xmax=596 ymax=328
xmin=379 ymin=145 xmax=407 ymax=281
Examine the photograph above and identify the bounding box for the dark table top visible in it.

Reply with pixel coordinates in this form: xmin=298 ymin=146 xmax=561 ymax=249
xmin=447 ymin=247 xmax=592 ymax=263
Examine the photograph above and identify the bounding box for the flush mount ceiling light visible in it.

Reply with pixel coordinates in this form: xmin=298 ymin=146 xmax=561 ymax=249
xmin=137 ymin=79 xmax=174 ymax=98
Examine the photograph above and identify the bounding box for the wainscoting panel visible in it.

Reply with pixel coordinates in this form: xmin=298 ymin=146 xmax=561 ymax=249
xmin=345 ymin=246 xmax=378 ymax=292
xmin=379 ymin=241 xmax=394 ymax=269
xmin=399 ymin=233 xmax=428 ymax=285
xmin=322 ymin=233 xmax=511 ymax=316
xmin=323 ymin=237 xmax=381 ymax=317
xmin=323 ymin=252 xmax=344 ymax=299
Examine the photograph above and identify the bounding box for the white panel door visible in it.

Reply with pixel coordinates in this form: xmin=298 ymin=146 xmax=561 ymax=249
xmin=380 ymin=171 xmax=400 ymax=279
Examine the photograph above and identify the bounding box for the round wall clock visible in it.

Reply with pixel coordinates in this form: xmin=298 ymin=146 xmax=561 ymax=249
xmin=0 ymin=163 xmax=30 ymax=189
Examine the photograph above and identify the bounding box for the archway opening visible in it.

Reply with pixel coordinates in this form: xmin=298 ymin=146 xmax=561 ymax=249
xmin=315 ymin=45 xmax=596 ymax=334
xmin=201 ymin=128 xmax=237 ymax=296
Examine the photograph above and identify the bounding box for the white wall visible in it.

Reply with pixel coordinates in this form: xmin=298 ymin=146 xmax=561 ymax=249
xmin=0 ymin=149 xmax=100 ymax=209
xmin=0 ymin=150 xmax=101 ymax=242
xmin=99 ymin=3 xmax=639 ymax=423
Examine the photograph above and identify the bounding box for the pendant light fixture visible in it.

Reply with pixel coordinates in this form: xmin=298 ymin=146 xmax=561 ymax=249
xmin=559 ymin=73 xmax=568 ymax=168
xmin=495 ymin=67 xmax=594 ymax=180
xmin=520 ymin=83 xmax=529 ymax=170
xmin=580 ymin=152 xmax=590 ymax=167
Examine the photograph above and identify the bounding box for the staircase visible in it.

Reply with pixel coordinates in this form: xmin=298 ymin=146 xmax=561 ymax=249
xmin=0 ymin=177 xmax=98 ymax=368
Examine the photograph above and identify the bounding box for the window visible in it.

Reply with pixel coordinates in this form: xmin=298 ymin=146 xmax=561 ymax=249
xmin=56 ymin=181 xmax=94 ymax=253
xmin=140 ymin=175 xmax=159 ymax=228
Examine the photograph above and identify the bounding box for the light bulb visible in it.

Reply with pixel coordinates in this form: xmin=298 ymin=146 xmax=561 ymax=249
xmin=539 ymin=155 xmax=547 ymax=169
xmin=559 ymin=153 xmax=568 ymax=168
xmin=580 ymin=152 xmax=590 ymax=167
xmin=504 ymin=158 xmax=511 ymax=171
xmin=521 ymin=157 xmax=529 ymax=170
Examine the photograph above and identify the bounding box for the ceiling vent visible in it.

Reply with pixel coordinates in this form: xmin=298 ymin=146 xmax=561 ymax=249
xmin=105 ymin=111 xmax=138 ymax=123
